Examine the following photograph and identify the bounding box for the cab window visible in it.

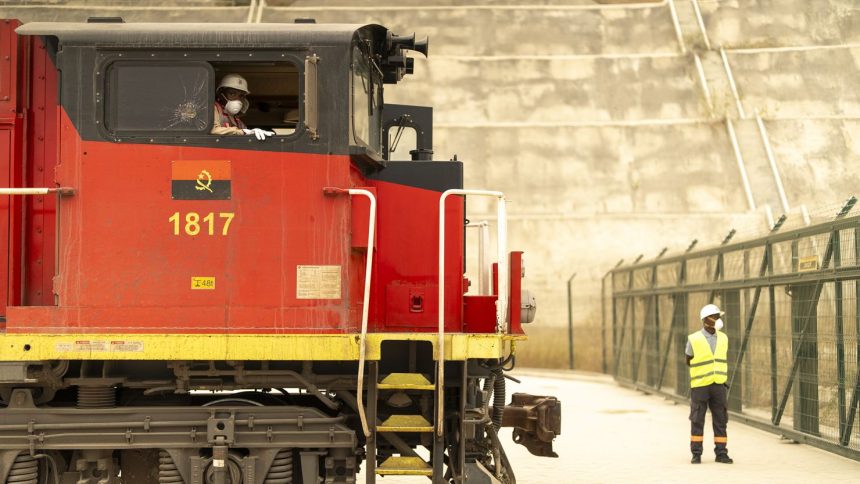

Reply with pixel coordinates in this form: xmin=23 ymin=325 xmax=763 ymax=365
xmin=104 ymin=59 xmax=302 ymax=136
xmin=105 ymin=62 xmax=212 ymax=133
xmin=352 ymin=45 xmax=381 ymax=151
xmin=211 ymin=62 xmax=301 ymax=136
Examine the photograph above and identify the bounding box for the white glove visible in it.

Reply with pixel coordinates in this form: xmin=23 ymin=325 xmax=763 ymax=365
xmin=243 ymin=128 xmax=275 ymax=141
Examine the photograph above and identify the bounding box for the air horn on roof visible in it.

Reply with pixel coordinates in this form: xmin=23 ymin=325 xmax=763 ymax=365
xmin=383 ymin=32 xmax=429 ymax=83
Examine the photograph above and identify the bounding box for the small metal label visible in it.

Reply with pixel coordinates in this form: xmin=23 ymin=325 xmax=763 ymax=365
xmin=73 ymin=340 xmax=107 ymax=352
xmin=798 ymin=255 xmax=819 ymax=272
xmin=296 ymin=265 xmax=341 ymax=299
xmin=192 ymin=277 xmax=216 ymax=290
xmin=55 ymin=341 xmax=144 ymax=352
xmin=110 ymin=340 xmax=144 ymax=352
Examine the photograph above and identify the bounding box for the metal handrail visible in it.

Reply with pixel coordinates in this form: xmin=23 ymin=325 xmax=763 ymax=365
xmin=0 ymin=187 xmax=74 ymax=196
xmin=689 ymin=0 xmax=711 ymax=50
xmin=719 ymin=48 xmax=746 ymax=119
xmin=666 ymin=0 xmax=687 ymax=54
xmin=612 ymin=213 xmax=860 ymax=273
xmin=323 ymin=187 xmax=376 ymax=438
xmin=693 ymin=53 xmax=713 ymax=111
xmin=438 ymin=189 xmax=507 ymax=437
xmin=725 ymin=118 xmax=756 ymax=210
xmin=466 ymin=220 xmax=492 ymax=295
xmin=245 ymin=0 xmax=257 ymax=23
xmin=755 ymin=114 xmax=790 ymax=214
xmin=254 ymin=0 xmax=266 ymax=23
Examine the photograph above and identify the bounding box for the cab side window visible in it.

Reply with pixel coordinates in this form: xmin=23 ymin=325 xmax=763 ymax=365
xmin=106 ymin=62 xmax=212 ymax=133
xmin=352 ymin=45 xmax=381 ymax=152
xmin=212 ymin=62 xmax=301 ymax=136
xmin=103 ymin=59 xmax=302 ymax=138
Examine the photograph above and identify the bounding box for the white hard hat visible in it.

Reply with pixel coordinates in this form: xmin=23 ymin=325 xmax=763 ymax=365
xmin=700 ymin=304 xmax=724 ymax=320
xmin=218 ymin=73 xmax=250 ymax=94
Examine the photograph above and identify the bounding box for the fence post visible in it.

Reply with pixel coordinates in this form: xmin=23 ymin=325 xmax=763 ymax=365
xmin=567 ymin=272 xmax=577 ymax=371
xmin=834 ymin=229 xmax=847 ymax=443
xmin=843 ymin=226 xmax=860 ymax=446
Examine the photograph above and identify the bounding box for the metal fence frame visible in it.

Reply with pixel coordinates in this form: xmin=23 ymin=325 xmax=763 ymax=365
xmin=607 ymin=203 xmax=860 ymax=461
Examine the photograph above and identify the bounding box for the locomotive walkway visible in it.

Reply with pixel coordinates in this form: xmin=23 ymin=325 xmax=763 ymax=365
xmin=361 ymin=370 xmax=860 ymax=483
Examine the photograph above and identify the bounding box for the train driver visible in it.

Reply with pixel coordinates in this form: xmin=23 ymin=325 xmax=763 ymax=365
xmin=211 ymin=73 xmax=274 ymax=141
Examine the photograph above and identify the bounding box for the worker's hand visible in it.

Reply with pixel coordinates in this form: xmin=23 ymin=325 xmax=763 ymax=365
xmin=243 ymin=128 xmax=275 ymax=141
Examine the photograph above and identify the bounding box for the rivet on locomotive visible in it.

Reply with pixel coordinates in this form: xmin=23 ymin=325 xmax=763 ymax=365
xmin=0 ymin=18 xmax=560 ymax=484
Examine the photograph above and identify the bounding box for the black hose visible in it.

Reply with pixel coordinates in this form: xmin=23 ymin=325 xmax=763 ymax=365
xmin=492 ymin=368 xmax=505 ymax=431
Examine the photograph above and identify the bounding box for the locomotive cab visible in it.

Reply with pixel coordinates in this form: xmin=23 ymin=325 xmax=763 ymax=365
xmin=0 ymin=19 xmax=560 ymax=484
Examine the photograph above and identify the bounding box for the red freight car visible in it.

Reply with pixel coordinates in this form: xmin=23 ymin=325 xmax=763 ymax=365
xmin=0 ymin=19 xmax=559 ymax=484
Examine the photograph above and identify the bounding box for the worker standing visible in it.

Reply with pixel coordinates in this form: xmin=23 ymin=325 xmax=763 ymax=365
xmin=686 ymin=304 xmax=734 ymax=464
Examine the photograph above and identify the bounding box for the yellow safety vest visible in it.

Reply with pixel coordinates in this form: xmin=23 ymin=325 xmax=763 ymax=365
xmin=688 ymin=330 xmax=728 ymax=388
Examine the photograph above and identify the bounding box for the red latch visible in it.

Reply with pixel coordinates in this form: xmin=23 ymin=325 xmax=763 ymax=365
xmin=409 ymin=289 xmax=424 ymax=313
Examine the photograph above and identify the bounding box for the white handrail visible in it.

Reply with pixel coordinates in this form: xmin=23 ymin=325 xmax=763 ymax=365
xmin=666 ymin=0 xmax=687 ymax=54
xmin=0 ymin=187 xmax=74 ymax=195
xmin=351 ymin=188 xmax=377 ymax=438
xmin=324 ymin=187 xmax=376 ymax=438
xmin=465 ymin=221 xmax=492 ymax=295
xmin=764 ymin=204 xmax=775 ymax=230
xmin=245 ymin=0 xmax=257 ymax=23
xmin=725 ymin=118 xmax=756 ymax=211
xmin=438 ymin=189 xmax=507 ymax=437
xmin=693 ymin=53 xmax=712 ymax=111
xmin=689 ymin=0 xmax=711 ymax=50
xmin=755 ymin=114 xmax=790 ymax=214
xmin=254 ymin=0 xmax=266 ymax=23
xmin=720 ymin=48 xmax=746 ymax=119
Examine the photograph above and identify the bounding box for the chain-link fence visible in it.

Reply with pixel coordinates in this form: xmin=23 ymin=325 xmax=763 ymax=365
xmin=606 ymin=201 xmax=860 ymax=460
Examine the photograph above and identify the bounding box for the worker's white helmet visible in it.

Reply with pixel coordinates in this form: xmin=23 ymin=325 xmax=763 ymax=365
xmin=218 ymin=73 xmax=250 ymax=94
xmin=700 ymin=304 xmax=724 ymax=320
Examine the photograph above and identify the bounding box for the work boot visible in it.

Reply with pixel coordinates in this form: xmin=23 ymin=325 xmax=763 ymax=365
xmin=716 ymin=454 xmax=733 ymax=464
xmin=691 ymin=455 xmax=701 ymax=464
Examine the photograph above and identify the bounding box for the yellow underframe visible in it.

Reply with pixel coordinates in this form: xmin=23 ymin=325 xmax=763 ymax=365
xmin=0 ymin=333 xmax=526 ymax=361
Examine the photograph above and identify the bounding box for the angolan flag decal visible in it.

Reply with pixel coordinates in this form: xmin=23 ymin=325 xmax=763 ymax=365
xmin=171 ymin=160 xmax=231 ymax=200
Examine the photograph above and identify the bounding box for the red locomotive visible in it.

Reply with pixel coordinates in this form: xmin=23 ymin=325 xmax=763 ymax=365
xmin=0 ymin=18 xmax=559 ymax=484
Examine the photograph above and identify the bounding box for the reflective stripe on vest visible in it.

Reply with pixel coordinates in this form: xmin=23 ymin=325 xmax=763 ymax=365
xmin=688 ymin=330 xmax=728 ymax=388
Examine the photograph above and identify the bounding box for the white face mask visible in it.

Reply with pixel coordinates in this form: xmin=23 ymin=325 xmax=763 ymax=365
xmin=714 ymin=318 xmax=724 ymax=331
xmin=224 ymin=100 xmax=243 ymax=115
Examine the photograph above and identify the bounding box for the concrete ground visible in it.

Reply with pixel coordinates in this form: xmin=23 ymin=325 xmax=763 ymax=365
xmin=361 ymin=369 xmax=860 ymax=483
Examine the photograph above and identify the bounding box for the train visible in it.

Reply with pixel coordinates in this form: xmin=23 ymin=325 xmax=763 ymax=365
xmin=0 ymin=18 xmax=560 ymax=484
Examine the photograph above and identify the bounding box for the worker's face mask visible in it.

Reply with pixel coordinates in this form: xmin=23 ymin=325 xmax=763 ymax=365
xmin=714 ymin=318 xmax=724 ymax=331
xmin=224 ymin=100 xmax=243 ymax=115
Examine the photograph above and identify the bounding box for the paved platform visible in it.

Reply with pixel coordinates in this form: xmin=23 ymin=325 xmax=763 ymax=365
xmin=362 ymin=370 xmax=860 ymax=483
xmin=505 ymin=370 xmax=860 ymax=483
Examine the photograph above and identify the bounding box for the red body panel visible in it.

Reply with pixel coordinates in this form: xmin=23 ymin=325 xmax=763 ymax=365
xmin=7 ymin=109 xmax=470 ymax=335
xmin=367 ymin=179 xmax=464 ymax=333
xmin=0 ymin=24 xmax=497 ymax=337
xmin=10 ymin=109 xmax=362 ymax=333
xmin=25 ymin=34 xmax=59 ymax=308
xmin=509 ymin=251 xmax=524 ymax=335
xmin=0 ymin=20 xmax=45 ymax=320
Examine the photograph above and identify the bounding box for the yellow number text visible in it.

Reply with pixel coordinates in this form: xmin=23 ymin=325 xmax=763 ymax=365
xmin=169 ymin=212 xmax=235 ymax=237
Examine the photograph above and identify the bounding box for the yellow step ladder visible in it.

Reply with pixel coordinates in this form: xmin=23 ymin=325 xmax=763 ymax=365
xmin=371 ymin=370 xmax=441 ymax=479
